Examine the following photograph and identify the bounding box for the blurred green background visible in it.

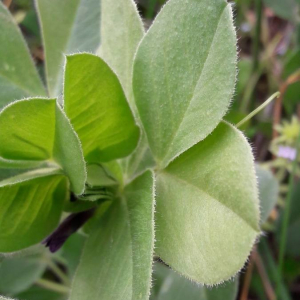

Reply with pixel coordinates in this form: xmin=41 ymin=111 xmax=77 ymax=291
xmin=1 ymin=0 xmax=300 ymax=299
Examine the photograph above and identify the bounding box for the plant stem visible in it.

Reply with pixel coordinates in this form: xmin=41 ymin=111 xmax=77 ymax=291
xmin=35 ymin=278 xmax=70 ymax=294
xmin=146 ymin=0 xmax=158 ymax=19
xmin=253 ymin=0 xmax=262 ymax=73
xmin=240 ymin=250 xmax=256 ymax=300
xmin=3 ymin=0 xmax=12 ymax=8
xmin=237 ymin=92 xmax=280 ymax=128
xmin=46 ymin=259 xmax=71 ymax=286
xmin=277 ymin=132 xmax=300 ymax=298
xmin=260 ymin=239 xmax=292 ymax=300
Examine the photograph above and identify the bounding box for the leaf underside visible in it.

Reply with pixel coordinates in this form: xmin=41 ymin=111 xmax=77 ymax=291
xmin=0 ymin=2 xmax=45 ymax=108
xmin=70 ymin=171 xmax=154 ymax=300
xmin=133 ymin=0 xmax=237 ymax=168
xmin=156 ymin=122 xmax=260 ymax=284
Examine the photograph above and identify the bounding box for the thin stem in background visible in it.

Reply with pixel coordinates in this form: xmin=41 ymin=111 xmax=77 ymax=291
xmin=273 ymin=71 xmax=300 ymax=140
xmin=35 ymin=278 xmax=69 ymax=294
xmin=260 ymin=239 xmax=292 ymax=300
xmin=240 ymin=250 xmax=256 ymax=300
xmin=3 ymin=0 xmax=12 ymax=8
xmin=254 ymin=252 xmax=276 ymax=300
xmin=253 ymin=0 xmax=262 ymax=73
xmin=237 ymin=91 xmax=280 ymax=128
xmin=46 ymin=258 xmax=71 ymax=286
xmin=146 ymin=0 xmax=158 ymax=19
xmin=277 ymin=131 xmax=300 ymax=298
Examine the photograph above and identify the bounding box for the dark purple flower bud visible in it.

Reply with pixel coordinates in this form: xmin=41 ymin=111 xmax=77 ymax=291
xmin=43 ymin=208 xmax=95 ymax=253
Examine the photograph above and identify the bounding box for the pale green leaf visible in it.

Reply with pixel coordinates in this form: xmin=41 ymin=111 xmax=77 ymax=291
xmin=70 ymin=171 xmax=155 ymax=300
xmin=0 ymin=98 xmax=86 ymax=194
xmin=0 ymin=2 xmax=45 ymax=108
xmin=35 ymin=0 xmax=101 ymax=97
xmin=0 ymin=297 xmax=16 ymax=300
xmin=64 ymin=53 xmax=140 ymax=163
xmin=155 ymin=122 xmax=260 ymax=284
xmin=98 ymin=0 xmax=144 ymax=110
xmin=256 ymin=164 xmax=279 ymax=224
xmin=133 ymin=0 xmax=237 ymax=168
xmin=151 ymin=263 xmax=238 ymax=300
xmin=0 ymin=253 xmax=47 ymax=295
xmin=124 ymin=171 xmax=155 ymax=300
xmin=0 ymin=170 xmax=68 ymax=252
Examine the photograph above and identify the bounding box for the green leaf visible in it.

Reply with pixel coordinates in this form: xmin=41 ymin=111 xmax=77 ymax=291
xmin=150 ymin=263 xmax=238 ymax=300
xmin=263 ymin=0 xmax=299 ymax=23
xmin=70 ymin=171 xmax=155 ymax=300
xmin=256 ymin=164 xmax=279 ymax=224
xmin=35 ymin=0 xmax=101 ymax=97
xmin=86 ymin=164 xmax=117 ymax=187
xmin=98 ymin=0 xmax=144 ymax=110
xmin=64 ymin=53 xmax=140 ymax=163
xmin=133 ymin=0 xmax=237 ymax=168
xmin=0 ymin=2 xmax=45 ymax=108
xmin=0 ymin=98 xmax=86 ymax=194
xmin=0 ymin=297 xmax=16 ymax=300
xmin=0 ymin=253 xmax=47 ymax=295
xmin=0 ymin=169 xmax=68 ymax=252
xmin=155 ymin=122 xmax=260 ymax=285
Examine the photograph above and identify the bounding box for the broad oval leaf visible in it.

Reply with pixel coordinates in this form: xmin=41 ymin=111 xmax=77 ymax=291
xmin=0 ymin=98 xmax=86 ymax=194
xmin=0 ymin=169 xmax=68 ymax=252
xmin=70 ymin=171 xmax=155 ymax=300
xmin=133 ymin=0 xmax=237 ymax=168
xmin=64 ymin=53 xmax=140 ymax=163
xmin=98 ymin=0 xmax=144 ymax=110
xmin=151 ymin=263 xmax=238 ymax=300
xmin=35 ymin=0 xmax=101 ymax=97
xmin=155 ymin=122 xmax=260 ymax=284
xmin=0 ymin=2 xmax=45 ymax=108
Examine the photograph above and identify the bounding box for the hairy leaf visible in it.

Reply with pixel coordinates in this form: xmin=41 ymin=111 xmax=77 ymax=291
xmin=0 ymin=254 xmax=47 ymax=295
xmin=35 ymin=0 xmax=101 ymax=97
xmin=0 ymin=169 xmax=68 ymax=252
xmin=151 ymin=263 xmax=238 ymax=300
xmin=0 ymin=98 xmax=86 ymax=194
xmin=64 ymin=53 xmax=139 ymax=163
xmin=0 ymin=2 xmax=45 ymax=108
xmin=133 ymin=0 xmax=237 ymax=168
xmin=70 ymin=171 xmax=154 ymax=300
xmin=98 ymin=0 xmax=144 ymax=110
xmin=155 ymin=122 xmax=260 ymax=284
xmin=256 ymin=165 xmax=279 ymax=224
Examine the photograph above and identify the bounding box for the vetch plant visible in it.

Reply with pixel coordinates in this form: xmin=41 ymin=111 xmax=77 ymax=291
xmin=0 ymin=0 xmax=261 ymax=299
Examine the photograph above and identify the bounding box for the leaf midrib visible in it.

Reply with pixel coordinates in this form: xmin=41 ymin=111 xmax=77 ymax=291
xmin=160 ymin=170 xmax=259 ymax=232
xmin=162 ymin=5 xmax=228 ymax=164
